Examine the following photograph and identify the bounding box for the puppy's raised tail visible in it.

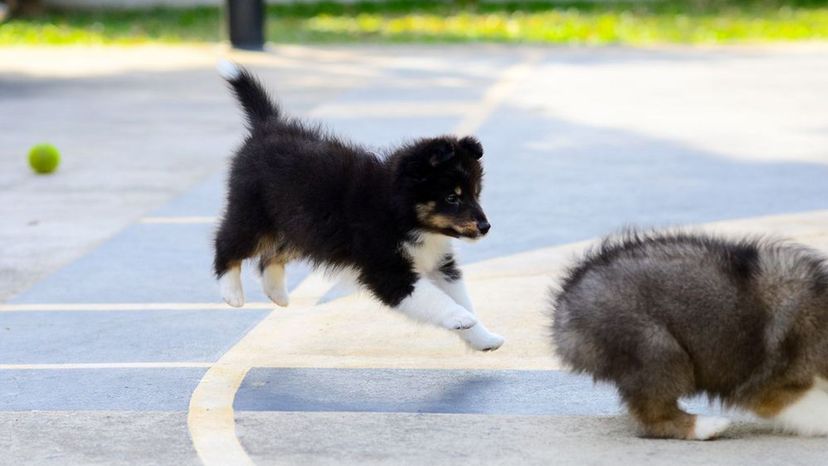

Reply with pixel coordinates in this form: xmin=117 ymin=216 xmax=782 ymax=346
xmin=217 ymin=59 xmax=279 ymax=128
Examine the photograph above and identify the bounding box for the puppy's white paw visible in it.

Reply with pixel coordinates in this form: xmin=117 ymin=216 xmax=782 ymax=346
xmin=222 ymin=289 xmax=244 ymax=308
xmin=262 ymin=263 xmax=289 ymax=307
xmin=441 ymin=308 xmax=478 ymax=330
xmin=263 ymin=282 xmax=289 ymax=307
xmin=691 ymin=416 xmax=731 ymax=440
xmin=219 ymin=272 xmax=244 ymax=308
xmin=475 ymin=332 xmax=505 ymax=352
xmin=265 ymin=289 xmax=289 ymax=307
xmin=459 ymin=324 xmax=505 ymax=351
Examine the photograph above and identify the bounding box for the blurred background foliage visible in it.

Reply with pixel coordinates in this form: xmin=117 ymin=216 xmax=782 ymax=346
xmin=1 ymin=0 xmax=827 ymax=45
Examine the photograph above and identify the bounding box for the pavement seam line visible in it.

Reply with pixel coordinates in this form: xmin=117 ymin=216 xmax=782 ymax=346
xmin=0 ymin=362 xmax=213 ymax=370
xmin=0 ymin=302 xmax=281 ymax=312
xmin=140 ymin=216 xmax=217 ymax=224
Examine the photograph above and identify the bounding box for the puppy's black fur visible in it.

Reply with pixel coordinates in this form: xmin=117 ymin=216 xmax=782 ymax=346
xmin=214 ymin=66 xmax=490 ymax=307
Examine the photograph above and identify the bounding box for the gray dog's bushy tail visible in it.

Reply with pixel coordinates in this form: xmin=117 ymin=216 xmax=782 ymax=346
xmin=217 ymin=60 xmax=280 ymax=128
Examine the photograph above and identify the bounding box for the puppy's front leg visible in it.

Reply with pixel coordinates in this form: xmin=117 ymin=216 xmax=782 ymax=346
xmin=361 ymin=258 xmax=492 ymax=350
xmin=432 ymin=258 xmax=504 ymax=351
xmin=395 ymin=278 xmax=479 ymax=330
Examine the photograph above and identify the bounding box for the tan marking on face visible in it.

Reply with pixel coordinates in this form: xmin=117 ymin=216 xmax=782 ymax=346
xmin=452 ymin=221 xmax=479 ymax=237
xmin=416 ymin=202 xmax=455 ymax=229
xmin=428 ymin=214 xmax=456 ymax=229
xmin=454 ymin=186 xmax=462 ymax=196
xmin=415 ymin=202 xmax=436 ymax=223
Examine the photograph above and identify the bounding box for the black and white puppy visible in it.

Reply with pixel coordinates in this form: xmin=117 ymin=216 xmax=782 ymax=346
xmin=213 ymin=61 xmax=504 ymax=352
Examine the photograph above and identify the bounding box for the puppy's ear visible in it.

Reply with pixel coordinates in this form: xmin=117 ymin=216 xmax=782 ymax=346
xmin=429 ymin=139 xmax=455 ymax=167
xmin=459 ymin=136 xmax=483 ymax=159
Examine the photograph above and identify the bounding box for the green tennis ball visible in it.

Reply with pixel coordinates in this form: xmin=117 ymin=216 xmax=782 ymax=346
xmin=28 ymin=143 xmax=61 ymax=174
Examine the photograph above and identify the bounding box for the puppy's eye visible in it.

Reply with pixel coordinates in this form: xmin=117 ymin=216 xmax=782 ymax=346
xmin=445 ymin=194 xmax=460 ymax=204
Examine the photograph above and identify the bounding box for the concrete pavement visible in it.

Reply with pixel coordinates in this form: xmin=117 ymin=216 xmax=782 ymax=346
xmin=2 ymin=44 xmax=828 ymax=465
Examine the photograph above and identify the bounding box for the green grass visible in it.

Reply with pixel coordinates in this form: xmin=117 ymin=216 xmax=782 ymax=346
xmin=2 ymin=1 xmax=828 ymax=46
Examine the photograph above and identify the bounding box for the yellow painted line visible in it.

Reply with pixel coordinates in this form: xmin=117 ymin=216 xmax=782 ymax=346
xmin=0 ymin=302 xmax=280 ymax=312
xmin=452 ymin=50 xmax=543 ymax=136
xmin=0 ymin=362 xmax=213 ymax=370
xmin=188 ymin=364 xmax=254 ymax=466
xmin=140 ymin=216 xmax=217 ymax=224
xmin=187 ymin=297 xmax=330 ymax=466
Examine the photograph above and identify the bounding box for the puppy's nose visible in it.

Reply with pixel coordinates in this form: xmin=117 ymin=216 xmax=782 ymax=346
xmin=477 ymin=220 xmax=491 ymax=235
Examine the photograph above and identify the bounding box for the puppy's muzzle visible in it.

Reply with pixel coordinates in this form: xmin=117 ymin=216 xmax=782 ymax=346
xmin=455 ymin=220 xmax=490 ymax=238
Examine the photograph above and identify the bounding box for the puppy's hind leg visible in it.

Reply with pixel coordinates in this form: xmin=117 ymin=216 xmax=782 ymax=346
xmin=618 ymin=326 xmax=729 ymax=440
xmin=218 ymin=262 xmax=244 ymax=308
xmin=260 ymin=257 xmax=289 ymax=307
xmin=754 ymin=383 xmax=828 ymax=436
xmin=626 ymin=396 xmax=730 ymax=441
xmin=214 ymin=209 xmax=263 ymax=308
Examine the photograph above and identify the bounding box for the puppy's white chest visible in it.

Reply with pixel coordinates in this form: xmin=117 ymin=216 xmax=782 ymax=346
xmin=405 ymin=233 xmax=451 ymax=273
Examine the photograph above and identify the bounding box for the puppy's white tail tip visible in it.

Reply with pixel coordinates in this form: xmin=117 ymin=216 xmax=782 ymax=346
xmin=217 ymin=59 xmax=241 ymax=81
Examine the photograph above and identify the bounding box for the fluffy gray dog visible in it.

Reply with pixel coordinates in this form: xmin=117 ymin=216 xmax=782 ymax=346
xmin=551 ymin=231 xmax=828 ymax=440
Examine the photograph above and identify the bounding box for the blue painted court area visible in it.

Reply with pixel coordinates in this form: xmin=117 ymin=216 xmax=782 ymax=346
xmin=2 ymin=368 xmax=206 ymax=411
xmin=11 ymin=219 xmax=312 ymax=305
xmin=0 ymin=309 xmax=266 ymax=364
